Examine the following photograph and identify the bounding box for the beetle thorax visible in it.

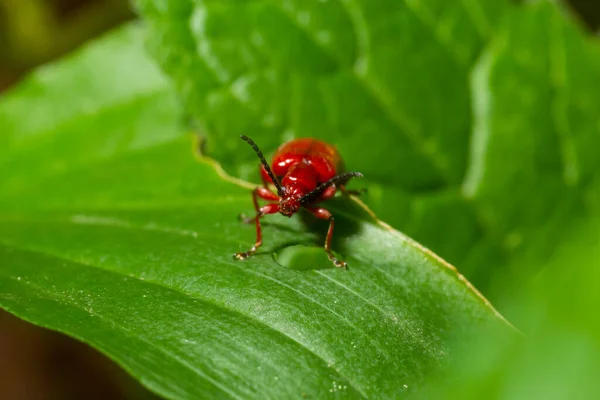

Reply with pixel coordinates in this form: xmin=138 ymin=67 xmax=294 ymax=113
xmin=278 ymin=163 xmax=319 ymax=217
xmin=281 ymin=164 xmax=318 ymax=193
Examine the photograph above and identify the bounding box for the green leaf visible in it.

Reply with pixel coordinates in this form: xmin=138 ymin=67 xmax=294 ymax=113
xmin=134 ymin=0 xmax=600 ymax=397
xmin=0 ymin=23 xmax=511 ymax=400
xmin=135 ymin=0 xmax=600 ymax=307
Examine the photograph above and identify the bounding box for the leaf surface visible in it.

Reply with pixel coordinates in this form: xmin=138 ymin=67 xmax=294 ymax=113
xmin=0 ymin=24 xmax=510 ymax=400
xmin=132 ymin=1 xmax=600 ymax=396
xmin=135 ymin=0 xmax=600 ymax=307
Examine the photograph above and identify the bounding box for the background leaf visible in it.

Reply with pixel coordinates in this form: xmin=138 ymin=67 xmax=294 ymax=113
xmin=132 ymin=0 xmax=600 ymax=397
xmin=0 ymin=24 xmax=512 ymax=399
xmin=135 ymin=0 xmax=600 ymax=313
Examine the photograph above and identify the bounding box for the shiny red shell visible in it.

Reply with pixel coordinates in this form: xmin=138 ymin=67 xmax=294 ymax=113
xmin=260 ymin=138 xmax=344 ymax=200
xmin=235 ymin=135 xmax=361 ymax=268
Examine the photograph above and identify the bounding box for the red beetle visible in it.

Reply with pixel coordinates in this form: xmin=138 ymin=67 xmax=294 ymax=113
xmin=234 ymin=135 xmax=364 ymax=268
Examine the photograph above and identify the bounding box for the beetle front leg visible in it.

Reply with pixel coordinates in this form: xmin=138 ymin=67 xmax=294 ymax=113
xmin=240 ymin=187 xmax=280 ymax=224
xmin=235 ymin=203 xmax=279 ymax=260
xmin=307 ymin=207 xmax=347 ymax=269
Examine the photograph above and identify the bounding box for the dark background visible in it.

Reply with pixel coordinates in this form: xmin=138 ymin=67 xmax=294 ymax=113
xmin=0 ymin=0 xmax=598 ymax=399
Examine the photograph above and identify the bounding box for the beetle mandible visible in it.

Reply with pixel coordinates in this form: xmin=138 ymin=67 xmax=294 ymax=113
xmin=233 ymin=135 xmax=364 ymax=268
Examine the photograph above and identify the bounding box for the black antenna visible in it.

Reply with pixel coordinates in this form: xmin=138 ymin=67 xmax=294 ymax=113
xmin=240 ymin=135 xmax=283 ymax=195
xmin=300 ymin=172 xmax=363 ymax=205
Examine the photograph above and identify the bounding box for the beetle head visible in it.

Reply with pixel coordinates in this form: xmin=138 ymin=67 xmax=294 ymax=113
xmin=278 ymin=194 xmax=301 ymax=217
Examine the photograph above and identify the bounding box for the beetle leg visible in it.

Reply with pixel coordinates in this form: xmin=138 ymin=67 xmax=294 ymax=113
xmin=257 ymin=187 xmax=279 ymax=201
xmin=235 ymin=203 xmax=279 ymax=260
xmin=240 ymin=187 xmax=280 ymax=224
xmin=319 ymin=185 xmax=337 ymax=202
xmin=307 ymin=207 xmax=347 ymax=269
